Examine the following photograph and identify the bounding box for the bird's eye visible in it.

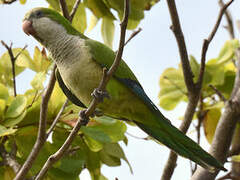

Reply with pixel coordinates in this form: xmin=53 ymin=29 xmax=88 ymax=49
xmin=36 ymin=11 xmax=43 ymax=18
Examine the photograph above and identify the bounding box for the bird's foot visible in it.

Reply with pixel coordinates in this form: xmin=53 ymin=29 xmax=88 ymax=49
xmin=91 ymin=88 xmax=110 ymax=102
xmin=79 ymin=110 xmax=89 ymax=126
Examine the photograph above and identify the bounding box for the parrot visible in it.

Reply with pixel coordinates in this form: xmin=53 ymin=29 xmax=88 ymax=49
xmin=22 ymin=7 xmax=226 ymax=172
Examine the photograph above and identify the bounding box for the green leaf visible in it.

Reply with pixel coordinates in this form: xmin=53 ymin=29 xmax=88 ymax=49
xmin=0 ymin=99 xmax=6 ymax=119
xmin=103 ymin=143 xmax=132 ymax=173
xmin=87 ymin=14 xmax=99 ymax=32
xmin=4 ymin=167 xmax=15 ymax=180
xmin=101 ymin=17 xmax=115 ymax=48
xmin=81 ymin=121 xmax=126 ymax=143
xmin=0 ymin=125 xmax=17 ymax=137
xmin=31 ymin=72 xmax=46 ymax=90
xmin=217 ymin=39 xmax=239 ymax=64
xmin=19 ymin=0 xmax=27 ymax=4
xmin=99 ymin=149 xmax=121 ymax=166
xmin=158 ymin=67 xmax=187 ymax=110
xmin=72 ymin=3 xmax=87 ymax=33
xmin=45 ymin=0 xmax=61 ymax=11
xmin=5 ymin=95 xmax=27 ymax=119
xmin=0 ymin=83 xmax=9 ymax=101
xmin=83 ymin=135 xmax=103 ymax=152
xmin=189 ymin=55 xmax=200 ymax=83
xmin=48 ymin=82 xmax=67 ymax=118
xmin=94 ymin=116 xmax=117 ymax=125
xmin=203 ymin=108 xmax=221 ymax=144
xmin=84 ymin=0 xmax=115 ymax=19
xmin=32 ymin=47 xmax=51 ymax=72
xmin=3 ymin=110 xmax=26 ymax=127
xmin=53 ymin=151 xmax=85 ymax=174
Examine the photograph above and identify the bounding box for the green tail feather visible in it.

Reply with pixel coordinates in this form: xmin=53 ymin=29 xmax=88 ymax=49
xmin=135 ymin=117 xmax=226 ymax=172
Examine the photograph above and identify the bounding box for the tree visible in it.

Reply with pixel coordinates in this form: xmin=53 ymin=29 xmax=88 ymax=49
xmin=0 ymin=0 xmax=239 ymax=180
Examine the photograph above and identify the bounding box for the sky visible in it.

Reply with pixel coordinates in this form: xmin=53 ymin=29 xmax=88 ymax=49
xmin=1 ymin=0 xmax=240 ymax=179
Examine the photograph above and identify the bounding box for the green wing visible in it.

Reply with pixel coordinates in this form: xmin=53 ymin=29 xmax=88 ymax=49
xmin=55 ymin=68 xmax=86 ymax=108
xmin=85 ymin=39 xmax=165 ymax=118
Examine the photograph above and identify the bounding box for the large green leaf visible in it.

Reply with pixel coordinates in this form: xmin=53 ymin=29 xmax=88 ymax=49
xmin=101 ymin=17 xmax=115 ymax=48
xmin=158 ymin=67 xmax=187 ymax=110
xmin=0 ymin=125 xmax=17 ymax=137
xmin=203 ymin=108 xmax=221 ymax=144
xmin=0 ymin=83 xmax=9 ymax=101
xmin=217 ymin=39 xmax=239 ymax=65
xmin=102 ymin=143 xmax=132 ymax=173
xmin=84 ymin=0 xmax=115 ymax=19
xmin=5 ymin=95 xmax=27 ymax=119
xmin=30 ymin=72 xmax=46 ymax=90
xmin=81 ymin=120 xmax=126 ymax=143
xmin=72 ymin=3 xmax=87 ymax=33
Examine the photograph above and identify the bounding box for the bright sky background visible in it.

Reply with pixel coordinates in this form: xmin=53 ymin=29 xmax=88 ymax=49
xmin=1 ymin=0 xmax=240 ymax=179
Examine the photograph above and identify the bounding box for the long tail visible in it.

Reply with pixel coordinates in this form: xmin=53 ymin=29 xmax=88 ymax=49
xmin=135 ymin=114 xmax=226 ymax=172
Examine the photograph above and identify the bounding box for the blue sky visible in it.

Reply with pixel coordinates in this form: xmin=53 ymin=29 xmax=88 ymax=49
xmin=1 ymin=0 xmax=239 ymax=179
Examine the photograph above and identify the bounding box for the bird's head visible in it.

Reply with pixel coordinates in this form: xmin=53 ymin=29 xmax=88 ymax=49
xmin=22 ymin=8 xmax=79 ymax=45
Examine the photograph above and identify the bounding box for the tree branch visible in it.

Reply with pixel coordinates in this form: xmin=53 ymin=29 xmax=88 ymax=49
xmin=219 ymin=0 xmax=235 ymax=39
xmin=1 ymin=41 xmax=27 ymax=97
xmin=69 ymin=0 xmax=81 ymax=22
xmin=161 ymin=1 xmax=234 ymax=179
xmin=46 ymin=99 xmax=68 ymax=137
xmin=14 ymin=65 xmax=57 ymax=180
xmin=197 ymin=0 xmax=234 ymax=89
xmin=124 ymin=28 xmax=142 ymax=46
xmin=0 ymin=139 xmax=21 ymax=174
xmin=209 ymin=84 xmax=227 ymax=102
xmin=35 ymin=1 xmax=130 ymax=179
xmin=59 ymin=0 xmax=70 ymax=21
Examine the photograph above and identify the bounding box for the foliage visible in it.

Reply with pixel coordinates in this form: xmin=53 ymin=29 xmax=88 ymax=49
xmin=0 ymin=47 xmax=131 ymax=179
xmin=159 ymin=39 xmax=239 ymax=144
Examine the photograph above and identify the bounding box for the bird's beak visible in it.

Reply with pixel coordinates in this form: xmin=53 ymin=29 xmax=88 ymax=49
xmin=22 ymin=20 xmax=36 ymax=36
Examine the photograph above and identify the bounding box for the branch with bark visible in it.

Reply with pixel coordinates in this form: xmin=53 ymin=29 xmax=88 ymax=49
xmin=161 ymin=1 xmax=234 ymax=179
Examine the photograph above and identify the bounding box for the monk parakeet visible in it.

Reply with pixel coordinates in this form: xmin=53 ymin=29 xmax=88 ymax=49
xmin=22 ymin=7 xmax=226 ymax=172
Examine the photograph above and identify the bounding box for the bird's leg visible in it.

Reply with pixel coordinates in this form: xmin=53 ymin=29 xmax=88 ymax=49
xmin=79 ymin=110 xmax=89 ymax=126
xmin=91 ymin=88 xmax=110 ymax=102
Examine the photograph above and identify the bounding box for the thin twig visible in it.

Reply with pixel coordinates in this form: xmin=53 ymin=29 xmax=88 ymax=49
xmin=197 ymin=0 xmax=234 ymax=88
xmin=209 ymin=84 xmax=227 ymax=102
xmin=59 ymin=0 xmax=70 ymax=21
xmin=163 ymin=76 xmax=187 ymax=95
xmin=166 ymin=0 xmax=194 ymax=93
xmin=35 ymin=1 xmax=130 ymax=179
xmin=124 ymin=28 xmax=142 ymax=46
xmin=46 ymin=99 xmax=68 ymax=138
xmin=0 ymin=141 xmax=21 ymax=174
xmin=0 ymin=41 xmax=27 ymax=97
xmin=14 ymin=65 xmax=57 ymax=180
xmin=69 ymin=0 xmax=81 ymax=22
xmin=219 ymin=0 xmax=235 ymax=39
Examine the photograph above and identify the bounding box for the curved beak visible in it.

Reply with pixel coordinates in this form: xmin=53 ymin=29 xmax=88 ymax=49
xmin=22 ymin=20 xmax=36 ymax=36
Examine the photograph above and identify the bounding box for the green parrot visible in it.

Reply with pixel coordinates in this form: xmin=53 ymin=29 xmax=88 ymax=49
xmin=22 ymin=7 xmax=226 ymax=172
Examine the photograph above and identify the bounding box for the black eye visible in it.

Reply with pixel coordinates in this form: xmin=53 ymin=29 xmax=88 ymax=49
xmin=35 ymin=11 xmax=43 ymax=18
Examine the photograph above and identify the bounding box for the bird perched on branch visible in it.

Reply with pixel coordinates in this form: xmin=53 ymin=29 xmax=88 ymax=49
xmin=22 ymin=7 xmax=226 ymax=172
